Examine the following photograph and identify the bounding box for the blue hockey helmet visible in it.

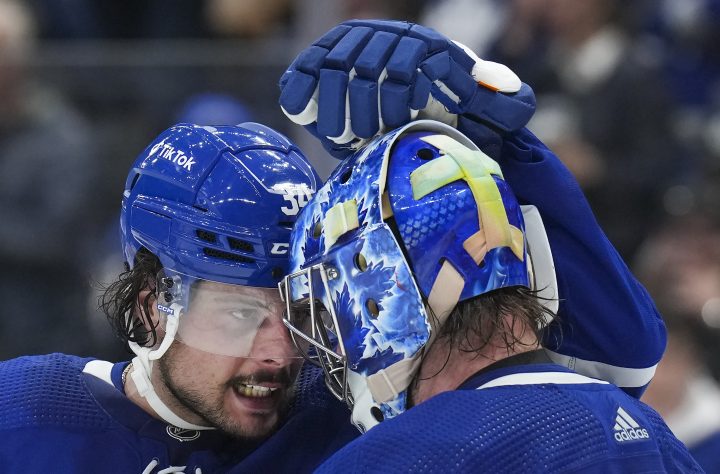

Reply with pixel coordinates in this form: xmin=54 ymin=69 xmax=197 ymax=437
xmin=281 ymin=120 xmax=555 ymax=432
xmin=121 ymin=122 xmax=319 ymax=288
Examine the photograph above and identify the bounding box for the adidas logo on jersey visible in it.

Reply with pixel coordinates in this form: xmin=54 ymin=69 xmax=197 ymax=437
xmin=613 ymin=406 xmax=649 ymax=442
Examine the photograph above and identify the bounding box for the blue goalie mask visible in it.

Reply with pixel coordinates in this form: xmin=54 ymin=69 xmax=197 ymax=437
xmin=120 ymin=122 xmax=319 ymax=429
xmin=280 ymin=120 xmax=556 ymax=432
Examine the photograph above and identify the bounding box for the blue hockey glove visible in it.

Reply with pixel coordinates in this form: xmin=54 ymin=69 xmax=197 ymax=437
xmin=279 ymin=19 xmax=536 ymax=158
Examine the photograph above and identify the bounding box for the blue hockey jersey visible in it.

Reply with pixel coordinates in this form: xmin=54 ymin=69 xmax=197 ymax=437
xmin=0 ymin=353 xmax=358 ymax=473
xmin=691 ymin=434 xmax=720 ymax=474
xmin=315 ymin=354 xmax=703 ymax=473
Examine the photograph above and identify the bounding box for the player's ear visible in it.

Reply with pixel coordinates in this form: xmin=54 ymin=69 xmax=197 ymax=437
xmin=137 ymin=289 xmax=162 ymax=336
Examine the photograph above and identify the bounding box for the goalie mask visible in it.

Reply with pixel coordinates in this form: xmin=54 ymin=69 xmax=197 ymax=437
xmin=280 ymin=120 xmax=556 ymax=432
xmin=121 ymin=122 xmax=319 ymax=429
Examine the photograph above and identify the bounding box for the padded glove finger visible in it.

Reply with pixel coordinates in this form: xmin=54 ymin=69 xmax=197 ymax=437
xmin=279 ymin=19 xmax=536 ymax=159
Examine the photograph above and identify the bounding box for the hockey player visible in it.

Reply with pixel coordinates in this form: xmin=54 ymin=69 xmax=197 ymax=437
xmin=0 ymin=123 xmax=358 ymax=473
xmin=280 ymin=120 xmax=702 ymax=472
xmin=277 ymin=20 xmax=703 ymax=472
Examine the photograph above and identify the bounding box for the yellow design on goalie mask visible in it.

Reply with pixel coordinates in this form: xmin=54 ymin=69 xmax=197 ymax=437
xmin=323 ymin=199 xmax=360 ymax=250
xmin=409 ymin=135 xmax=524 ymax=264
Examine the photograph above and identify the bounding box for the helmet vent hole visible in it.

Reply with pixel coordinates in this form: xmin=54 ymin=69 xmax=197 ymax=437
xmin=417 ymin=148 xmax=435 ymax=160
xmin=313 ymin=221 xmax=323 ymax=238
xmin=371 ymin=406 xmax=384 ymax=422
xmin=203 ymin=248 xmax=255 ymax=264
xmin=271 ymin=267 xmax=284 ymax=279
xmin=340 ymin=168 xmax=352 ymax=184
xmin=228 ymin=237 xmax=253 ymax=252
xmin=129 ymin=173 xmax=140 ymax=191
xmin=196 ymin=229 xmax=218 ymax=243
xmin=354 ymin=253 xmax=368 ymax=272
xmin=365 ymin=299 xmax=379 ymax=318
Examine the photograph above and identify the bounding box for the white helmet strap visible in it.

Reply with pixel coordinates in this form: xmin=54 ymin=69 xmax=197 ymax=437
xmin=127 ymin=303 xmax=215 ymax=431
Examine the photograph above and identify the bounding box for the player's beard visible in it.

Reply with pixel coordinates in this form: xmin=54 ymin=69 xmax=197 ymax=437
xmin=156 ymin=343 xmax=296 ymax=441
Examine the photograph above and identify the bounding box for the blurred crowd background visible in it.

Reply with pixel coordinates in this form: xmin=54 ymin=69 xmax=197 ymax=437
xmin=0 ymin=0 xmax=719 ymax=469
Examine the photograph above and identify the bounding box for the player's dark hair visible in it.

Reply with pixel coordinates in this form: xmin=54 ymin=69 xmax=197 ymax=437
xmin=100 ymin=247 xmax=162 ymax=351
xmin=438 ymin=286 xmax=554 ymax=355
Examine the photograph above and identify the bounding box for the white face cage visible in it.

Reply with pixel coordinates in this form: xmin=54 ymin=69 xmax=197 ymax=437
xmin=279 ymin=263 xmax=355 ymax=407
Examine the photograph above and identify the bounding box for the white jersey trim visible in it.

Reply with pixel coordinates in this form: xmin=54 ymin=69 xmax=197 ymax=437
xmin=82 ymin=359 xmax=114 ymax=386
xmin=544 ymin=349 xmax=657 ymax=388
xmin=476 ymin=371 xmax=610 ymax=390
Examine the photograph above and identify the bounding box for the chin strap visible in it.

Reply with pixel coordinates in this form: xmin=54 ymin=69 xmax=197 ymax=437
xmin=129 ymin=355 xmax=214 ymax=431
xmin=128 ymin=303 xmax=215 ymax=431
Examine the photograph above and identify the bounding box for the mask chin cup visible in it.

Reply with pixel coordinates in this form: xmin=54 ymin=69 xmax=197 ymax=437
xmin=346 ymin=369 xmax=383 ymax=434
xmin=521 ymin=205 xmax=558 ymax=322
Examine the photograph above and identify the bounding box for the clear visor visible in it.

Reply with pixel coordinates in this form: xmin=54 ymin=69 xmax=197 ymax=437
xmin=279 ymin=264 xmax=350 ymax=403
xmin=156 ymin=269 xmax=303 ymax=360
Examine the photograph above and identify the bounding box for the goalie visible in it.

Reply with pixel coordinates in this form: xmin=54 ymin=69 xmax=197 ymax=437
xmin=277 ymin=19 xmax=702 ymax=472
